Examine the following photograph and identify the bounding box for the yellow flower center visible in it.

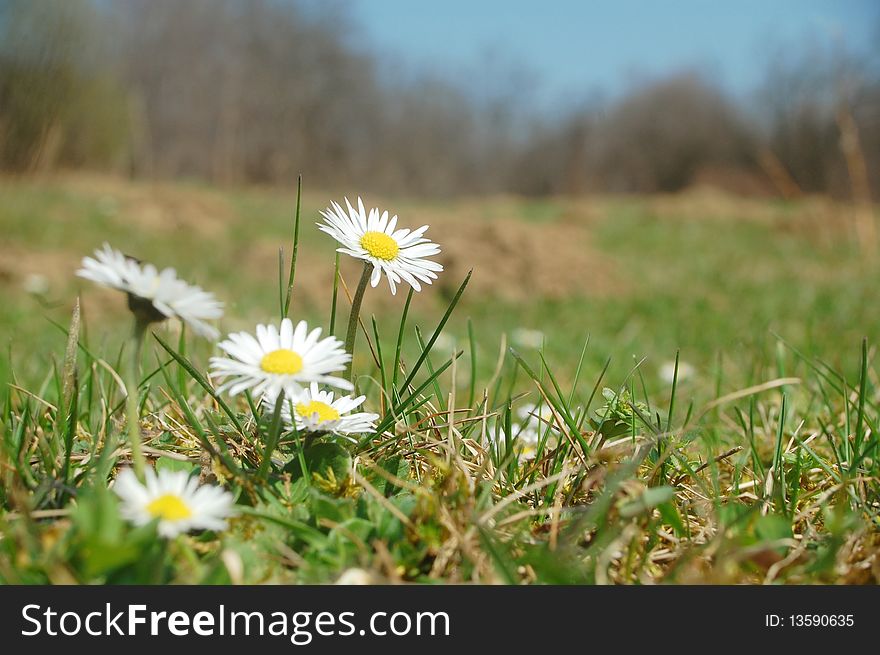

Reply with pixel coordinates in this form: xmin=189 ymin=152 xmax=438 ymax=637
xmin=360 ymin=231 xmax=399 ymax=261
xmin=146 ymin=494 xmax=192 ymax=522
xmin=296 ymin=399 xmax=340 ymax=423
xmin=260 ymin=349 xmax=303 ymax=375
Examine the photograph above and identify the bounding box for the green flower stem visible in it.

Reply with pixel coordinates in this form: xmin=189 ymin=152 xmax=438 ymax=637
xmin=125 ymin=318 xmax=149 ymax=480
xmin=151 ymin=537 xmax=170 ymax=584
xmin=343 ymin=261 xmax=372 ymax=382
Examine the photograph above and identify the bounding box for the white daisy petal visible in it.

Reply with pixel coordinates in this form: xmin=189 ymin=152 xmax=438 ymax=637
xmin=486 ymin=403 xmax=560 ymax=463
xmin=262 ymin=383 xmax=379 ymax=437
xmin=112 ymin=468 xmax=234 ymax=538
xmin=317 ymin=199 xmax=442 ymax=294
xmin=210 ymin=318 xmax=353 ymax=401
xmin=77 ymin=243 xmax=223 ymax=339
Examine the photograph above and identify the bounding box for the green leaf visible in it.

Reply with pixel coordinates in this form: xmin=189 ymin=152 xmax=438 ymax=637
xmin=754 ymin=514 xmax=792 ymax=550
xmin=658 ymin=501 xmax=686 ymax=537
xmin=286 ymin=442 xmax=352 ymax=483
xmin=155 ymin=457 xmax=196 ymax=474
xmin=330 ymin=517 xmax=374 ymax=545
xmin=619 ymin=485 xmax=676 ymax=518
xmin=73 ymin=486 xmax=124 ymax=544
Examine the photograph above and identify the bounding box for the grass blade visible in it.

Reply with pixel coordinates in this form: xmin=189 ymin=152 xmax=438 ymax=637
xmin=283 ymin=174 xmax=303 ymax=318
xmin=398 ymin=269 xmax=471 ymax=393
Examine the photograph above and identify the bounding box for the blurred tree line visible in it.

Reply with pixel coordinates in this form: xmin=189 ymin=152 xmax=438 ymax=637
xmin=1 ymin=0 xmax=878 ymax=198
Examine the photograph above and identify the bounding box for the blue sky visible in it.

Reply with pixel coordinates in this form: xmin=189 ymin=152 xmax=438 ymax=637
xmin=348 ymin=0 xmax=879 ymax=105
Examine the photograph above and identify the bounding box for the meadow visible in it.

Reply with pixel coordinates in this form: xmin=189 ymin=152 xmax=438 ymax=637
xmin=1 ymin=174 xmax=878 ymax=584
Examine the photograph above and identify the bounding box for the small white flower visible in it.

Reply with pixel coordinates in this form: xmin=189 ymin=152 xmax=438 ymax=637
xmin=77 ymin=243 xmax=223 ymax=339
xmin=112 ymin=468 xmax=234 ymax=538
xmin=487 ymin=404 xmax=559 ymax=462
xmin=513 ymin=421 xmax=543 ymax=461
xmin=210 ymin=318 xmax=353 ymax=401
xmin=318 ymin=197 xmax=443 ymax=295
xmin=23 ymin=273 xmax=50 ymax=296
xmin=336 ymin=568 xmax=377 ymax=585
xmin=488 ymin=424 xmax=541 ymax=461
xmin=262 ymin=382 xmax=378 ymax=437
xmin=659 ymin=360 xmax=695 ymax=384
xmin=488 ymin=403 xmax=559 ymax=460
xmin=512 ymin=328 xmax=545 ymax=349
xmin=432 ymin=332 xmax=456 ymax=353
xmin=517 ymin=403 xmax=557 ymax=431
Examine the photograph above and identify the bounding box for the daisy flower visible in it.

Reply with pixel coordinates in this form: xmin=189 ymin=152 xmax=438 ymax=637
xmin=113 ymin=468 xmax=234 ymax=538
xmin=486 ymin=426 xmax=538 ymax=461
xmin=512 ymin=421 xmax=543 ymax=461
xmin=210 ymin=318 xmax=353 ymax=400
xmin=77 ymin=243 xmax=223 ymax=339
xmin=511 ymin=327 xmax=546 ymax=349
xmin=262 ymin=382 xmax=378 ymax=437
xmin=659 ymin=360 xmax=695 ymax=384
xmin=517 ymin=428 xmax=542 ymax=461
xmin=488 ymin=404 xmax=559 ymax=461
xmin=318 ymin=197 xmax=443 ymax=295
xmin=517 ymin=403 xmax=557 ymax=433
xmin=487 ymin=424 xmax=541 ymax=461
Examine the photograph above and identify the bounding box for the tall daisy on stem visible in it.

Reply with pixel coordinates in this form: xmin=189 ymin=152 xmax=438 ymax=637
xmin=77 ymin=243 xmax=224 ymax=340
xmin=318 ymin=198 xmax=442 ymax=380
xmin=77 ymin=244 xmax=223 ymax=479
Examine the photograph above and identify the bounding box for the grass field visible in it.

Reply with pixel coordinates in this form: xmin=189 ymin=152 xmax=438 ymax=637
xmin=1 ymin=174 xmax=878 ymax=584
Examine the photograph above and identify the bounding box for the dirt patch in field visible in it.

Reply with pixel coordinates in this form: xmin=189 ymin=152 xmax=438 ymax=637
xmin=50 ymin=172 xmax=235 ymax=237
xmin=433 ymin=215 xmax=621 ymax=302
xmin=646 ymin=184 xmax=852 ymax=225
xmin=0 ymin=247 xmax=79 ymax=291
xmin=238 ymin=237 xmax=343 ymax=307
xmin=0 ymin=245 xmax=132 ymax=326
xmin=236 ymin=195 xmax=622 ymax=308
xmin=124 ymin=191 xmax=232 ymax=238
xmin=647 ymin=186 xmax=788 ymax=223
xmin=645 ymin=185 xmax=861 ymax=249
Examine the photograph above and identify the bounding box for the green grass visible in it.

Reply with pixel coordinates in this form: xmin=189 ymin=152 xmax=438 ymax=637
xmin=1 ymin=175 xmax=878 ymax=584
